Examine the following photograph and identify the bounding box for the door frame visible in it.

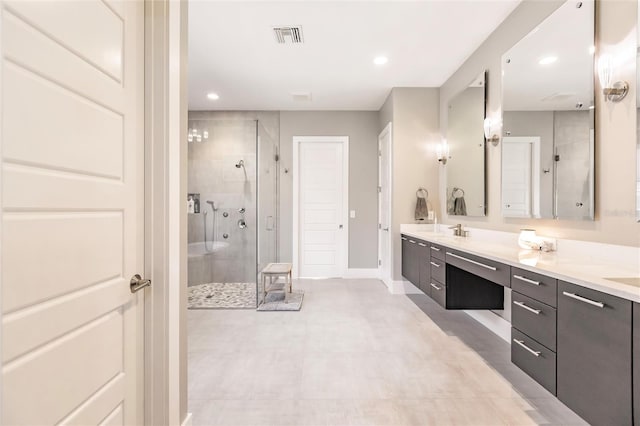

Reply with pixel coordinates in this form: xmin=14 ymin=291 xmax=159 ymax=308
xmin=378 ymin=123 xmax=393 ymax=288
xmin=292 ymin=136 xmax=349 ymax=279
xmin=144 ymin=0 xmax=189 ymax=425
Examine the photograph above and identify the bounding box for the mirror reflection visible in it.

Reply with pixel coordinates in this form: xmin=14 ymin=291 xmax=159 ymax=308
xmin=501 ymin=0 xmax=595 ymax=220
xmin=446 ymin=71 xmax=486 ymax=217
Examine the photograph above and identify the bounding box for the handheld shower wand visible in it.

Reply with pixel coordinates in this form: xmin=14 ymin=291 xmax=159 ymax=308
xmin=235 ymin=160 xmax=245 ymax=169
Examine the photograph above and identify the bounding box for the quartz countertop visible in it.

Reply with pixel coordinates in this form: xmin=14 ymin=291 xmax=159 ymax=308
xmin=400 ymin=227 xmax=640 ymax=303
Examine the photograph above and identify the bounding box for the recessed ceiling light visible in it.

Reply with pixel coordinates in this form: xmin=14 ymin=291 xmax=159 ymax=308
xmin=373 ymin=56 xmax=388 ymax=66
xmin=539 ymin=56 xmax=557 ymax=65
xmin=207 ymin=92 xmax=220 ymax=100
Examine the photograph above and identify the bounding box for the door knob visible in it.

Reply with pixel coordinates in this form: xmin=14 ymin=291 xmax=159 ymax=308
xmin=383 ymin=227 xmax=389 ymax=231
xmin=130 ymin=274 xmax=151 ymax=293
xmin=338 ymin=224 xmax=343 ymax=229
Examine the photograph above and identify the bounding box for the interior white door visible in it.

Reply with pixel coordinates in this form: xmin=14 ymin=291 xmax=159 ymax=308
xmin=378 ymin=124 xmax=392 ymax=287
xmin=297 ymin=139 xmax=347 ymax=277
xmin=1 ymin=1 xmax=144 ymax=424
xmin=502 ymin=140 xmax=532 ymax=217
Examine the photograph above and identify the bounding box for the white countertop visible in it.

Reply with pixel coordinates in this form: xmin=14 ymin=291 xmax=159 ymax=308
xmin=400 ymin=225 xmax=640 ymax=303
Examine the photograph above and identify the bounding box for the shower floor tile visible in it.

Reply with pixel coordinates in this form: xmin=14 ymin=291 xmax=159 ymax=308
xmin=188 ymin=282 xmax=256 ymax=309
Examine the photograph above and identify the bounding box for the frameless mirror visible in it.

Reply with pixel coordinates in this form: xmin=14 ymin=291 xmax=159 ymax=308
xmin=446 ymin=71 xmax=486 ymax=217
xmin=501 ymin=0 xmax=595 ymax=220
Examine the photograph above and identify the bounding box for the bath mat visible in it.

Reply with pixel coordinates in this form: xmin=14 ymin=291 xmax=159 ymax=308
xmin=257 ymin=290 xmax=304 ymax=311
xmin=188 ymin=282 xmax=256 ymax=309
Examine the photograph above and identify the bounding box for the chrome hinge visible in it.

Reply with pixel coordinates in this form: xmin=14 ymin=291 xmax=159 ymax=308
xmin=377 ymin=186 xmax=382 ymax=193
xmin=378 ymin=223 xmax=382 ymax=229
xmin=378 ymin=259 xmax=382 ymax=266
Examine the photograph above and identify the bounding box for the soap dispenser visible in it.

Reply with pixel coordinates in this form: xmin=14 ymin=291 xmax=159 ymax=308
xmin=188 ymin=196 xmax=195 ymax=214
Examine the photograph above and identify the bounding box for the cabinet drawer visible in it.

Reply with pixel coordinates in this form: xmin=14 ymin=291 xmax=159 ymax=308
xmin=429 ymin=280 xmax=446 ymax=308
xmin=430 ymin=258 xmax=445 ymax=284
xmin=511 ymin=267 xmax=557 ymax=307
xmin=511 ymin=328 xmax=556 ymax=395
xmin=429 ymin=243 xmax=445 ymax=261
xmin=445 ymin=249 xmax=510 ymax=287
xmin=557 ymin=281 xmax=632 ymax=426
xmin=512 ymin=291 xmax=557 ymax=351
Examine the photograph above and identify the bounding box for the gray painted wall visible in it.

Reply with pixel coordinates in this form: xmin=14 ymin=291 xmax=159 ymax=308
xmin=279 ymin=111 xmax=380 ymax=269
xmin=387 ymin=88 xmax=441 ymax=281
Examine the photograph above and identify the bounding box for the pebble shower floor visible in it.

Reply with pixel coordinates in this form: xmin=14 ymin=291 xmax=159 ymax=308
xmin=187 ymin=282 xmax=257 ymax=309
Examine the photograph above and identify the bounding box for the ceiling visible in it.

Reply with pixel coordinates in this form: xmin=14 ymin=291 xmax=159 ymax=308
xmin=188 ymin=0 xmax=521 ymax=111
xmin=502 ymin=0 xmax=594 ymax=111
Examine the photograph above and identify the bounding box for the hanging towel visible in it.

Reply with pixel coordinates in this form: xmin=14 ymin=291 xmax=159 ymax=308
xmin=453 ymin=196 xmax=467 ymax=216
xmin=414 ymin=188 xmax=430 ymax=221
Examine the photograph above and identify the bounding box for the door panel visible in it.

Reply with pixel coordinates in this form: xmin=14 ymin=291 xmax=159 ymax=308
xmin=299 ymin=141 xmax=345 ymax=277
xmin=378 ymin=124 xmax=391 ymax=284
xmin=1 ymin=1 xmax=143 ymax=425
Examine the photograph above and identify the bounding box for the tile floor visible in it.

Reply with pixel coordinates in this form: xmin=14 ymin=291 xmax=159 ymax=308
xmin=188 ymin=278 xmax=587 ymax=425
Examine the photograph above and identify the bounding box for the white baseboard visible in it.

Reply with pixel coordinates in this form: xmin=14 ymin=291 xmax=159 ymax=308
xmin=389 ymin=280 xmax=423 ymax=294
xmin=343 ymin=268 xmax=379 ymax=279
xmin=181 ymin=413 xmax=193 ymax=426
xmin=463 ymin=310 xmax=511 ymax=343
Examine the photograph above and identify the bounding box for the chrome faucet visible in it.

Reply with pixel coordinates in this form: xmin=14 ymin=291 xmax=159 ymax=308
xmin=448 ymin=223 xmax=468 ymax=237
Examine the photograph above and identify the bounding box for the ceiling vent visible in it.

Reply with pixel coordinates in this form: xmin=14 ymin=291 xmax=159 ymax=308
xmin=273 ymin=26 xmax=304 ymax=44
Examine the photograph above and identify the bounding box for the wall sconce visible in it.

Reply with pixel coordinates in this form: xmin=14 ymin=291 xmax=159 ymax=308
xmin=598 ymin=54 xmax=628 ymax=102
xmin=436 ymin=139 xmax=449 ymax=165
xmin=483 ymin=118 xmax=501 ymax=146
xmin=187 ymin=128 xmax=208 ymax=143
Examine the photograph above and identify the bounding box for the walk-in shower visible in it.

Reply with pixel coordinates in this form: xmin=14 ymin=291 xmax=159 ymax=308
xmin=187 ymin=116 xmax=279 ymax=309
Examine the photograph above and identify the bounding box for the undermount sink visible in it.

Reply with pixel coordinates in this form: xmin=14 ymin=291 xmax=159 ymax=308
xmin=604 ymin=277 xmax=640 ymax=287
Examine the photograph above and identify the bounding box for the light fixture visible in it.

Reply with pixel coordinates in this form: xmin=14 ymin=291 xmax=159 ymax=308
xmin=598 ymin=54 xmax=628 ymax=102
xmin=187 ymin=128 xmax=208 ymax=143
xmin=436 ymin=139 xmax=449 ymax=165
xmin=538 ymin=56 xmax=557 ymax=65
xmin=207 ymin=92 xmax=220 ymax=100
xmin=373 ymin=56 xmax=388 ymax=66
xmin=483 ymin=117 xmax=501 ymax=146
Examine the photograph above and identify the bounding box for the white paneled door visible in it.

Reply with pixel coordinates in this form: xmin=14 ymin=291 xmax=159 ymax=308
xmin=294 ymin=137 xmax=348 ymax=278
xmin=1 ymin=1 xmax=144 ymax=425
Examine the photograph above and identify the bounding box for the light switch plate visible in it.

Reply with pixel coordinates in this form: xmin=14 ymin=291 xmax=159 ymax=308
xmin=350 ymin=210 xmax=356 ymax=218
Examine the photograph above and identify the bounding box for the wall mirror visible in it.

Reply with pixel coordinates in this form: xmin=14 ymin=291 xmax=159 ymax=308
xmin=446 ymin=71 xmax=486 ymax=217
xmin=501 ymin=0 xmax=595 ymax=220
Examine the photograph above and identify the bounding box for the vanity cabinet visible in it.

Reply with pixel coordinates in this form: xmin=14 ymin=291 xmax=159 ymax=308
xmin=445 ymin=249 xmax=510 ymax=287
xmin=557 ymin=281 xmax=633 ymax=426
xmin=417 ymin=242 xmax=431 ymax=295
xmin=511 ymin=267 xmax=557 ymax=307
xmin=401 ymin=236 xmax=419 ymax=286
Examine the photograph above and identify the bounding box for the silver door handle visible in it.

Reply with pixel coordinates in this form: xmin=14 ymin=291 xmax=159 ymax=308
xmin=446 ymin=252 xmax=497 ymax=271
xmin=401 ymin=237 xmax=407 ymax=240
xmin=430 ymin=283 xmax=442 ymax=291
xmin=513 ymin=301 xmax=541 ymax=315
xmin=430 ymin=246 xmax=440 ymax=251
xmin=562 ymin=291 xmax=605 ymax=308
xmin=513 ymin=275 xmax=540 ymax=286
xmin=513 ymin=339 xmax=541 ymax=357
xmin=418 ymin=243 xmax=426 ymax=247
xmin=429 ymin=261 xmax=441 ymax=268
xmin=130 ymin=274 xmax=151 ymax=293
xmin=383 ymin=228 xmax=389 ymax=231
xmin=408 ymin=240 xmax=416 ymax=244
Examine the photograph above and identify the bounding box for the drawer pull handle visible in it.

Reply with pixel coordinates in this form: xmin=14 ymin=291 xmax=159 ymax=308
xmin=446 ymin=252 xmax=497 ymax=271
xmin=513 ymin=301 xmax=541 ymax=315
xmin=409 ymin=240 xmax=416 ymax=244
xmin=401 ymin=237 xmax=407 ymax=241
xmin=429 ymin=261 xmax=441 ymax=268
xmin=430 ymin=246 xmax=441 ymax=251
xmin=562 ymin=291 xmax=605 ymax=308
xmin=430 ymin=283 xmax=442 ymax=291
xmin=513 ymin=275 xmax=540 ymax=286
xmin=418 ymin=243 xmax=427 ymax=247
xmin=513 ymin=339 xmax=541 ymax=357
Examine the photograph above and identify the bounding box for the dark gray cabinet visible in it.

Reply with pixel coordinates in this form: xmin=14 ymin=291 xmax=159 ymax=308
xmin=417 ymin=241 xmax=430 ymax=295
xmin=512 ymin=328 xmax=556 ymax=395
xmin=557 ymin=281 xmax=633 ymax=426
xmin=511 ymin=291 xmax=557 ymax=352
xmin=445 ymin=249 xmax=510 ymax=287
xmin=634 ymin=303 xmax=639 ymax=426
xmin=511 ymin=267 xmax=557 ymax=307
xmin=401 ymin=236 xmax=419 ymax=286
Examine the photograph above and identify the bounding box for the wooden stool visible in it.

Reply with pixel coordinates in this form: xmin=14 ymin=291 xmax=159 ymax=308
xmin=261 ymin=263 xmax=292 ymax=303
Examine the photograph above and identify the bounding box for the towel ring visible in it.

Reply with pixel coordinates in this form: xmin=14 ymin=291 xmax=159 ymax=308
xmin=452 ymin=187 xmax=465 ymax=198
xmin=416 ymin=188 xmax=429 ymax=199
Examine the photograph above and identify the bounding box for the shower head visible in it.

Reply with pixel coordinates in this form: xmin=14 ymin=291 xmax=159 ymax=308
xmin=235 ymin=160 xmax=245 ymax=169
